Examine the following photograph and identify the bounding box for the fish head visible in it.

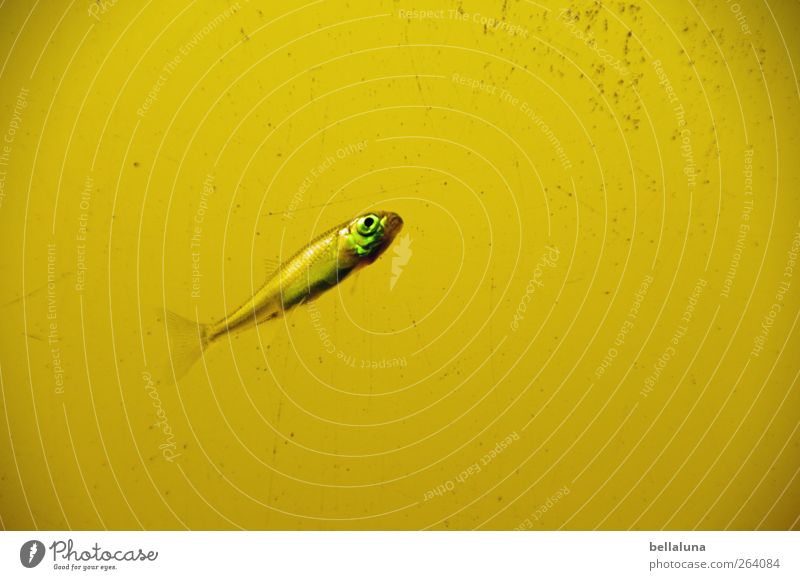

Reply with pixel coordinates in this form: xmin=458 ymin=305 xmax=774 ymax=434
xmin=341 ymin=210 xmax=404 ymax=265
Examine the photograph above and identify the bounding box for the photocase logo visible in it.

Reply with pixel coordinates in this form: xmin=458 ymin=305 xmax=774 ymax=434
xmin=390 ymin=234 xmax=413 ymax=290
xmin=20 ymin=540 xmax=45 ymax=568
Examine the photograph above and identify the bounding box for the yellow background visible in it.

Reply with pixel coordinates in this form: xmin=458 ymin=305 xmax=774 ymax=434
xmin=0 ymin=0 xmax=798 ymax=530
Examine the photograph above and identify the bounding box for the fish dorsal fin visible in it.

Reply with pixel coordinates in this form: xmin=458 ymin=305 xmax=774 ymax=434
xmin=264 ymin=257 xmax=281 ymax=278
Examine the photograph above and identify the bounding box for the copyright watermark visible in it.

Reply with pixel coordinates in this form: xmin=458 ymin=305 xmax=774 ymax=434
xmin=510 ymin=246 xmax=560 ymax=331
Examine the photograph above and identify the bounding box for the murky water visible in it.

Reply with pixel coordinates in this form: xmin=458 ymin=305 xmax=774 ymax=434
xmin=0 ymin=1 xmax=798 ymax=530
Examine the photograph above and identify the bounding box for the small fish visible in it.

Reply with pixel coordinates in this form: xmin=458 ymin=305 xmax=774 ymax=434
xmin=162 ymin=210 xmax=404 ymax=379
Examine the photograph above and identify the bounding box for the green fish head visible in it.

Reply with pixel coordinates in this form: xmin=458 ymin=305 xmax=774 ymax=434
xmin=342 ymin=210 xmax=404 ymax=264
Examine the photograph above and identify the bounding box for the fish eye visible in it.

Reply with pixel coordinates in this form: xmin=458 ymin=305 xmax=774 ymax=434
xmin=357 ymin=214 xmax=379 ymax=235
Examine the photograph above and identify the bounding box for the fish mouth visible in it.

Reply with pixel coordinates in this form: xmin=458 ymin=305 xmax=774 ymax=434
xmin=382 ymin=212 xmax=404 ymax=241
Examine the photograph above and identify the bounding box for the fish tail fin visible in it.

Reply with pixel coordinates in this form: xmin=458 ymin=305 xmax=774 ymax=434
xmin=160 ymin=309 xmax=211 ymax=382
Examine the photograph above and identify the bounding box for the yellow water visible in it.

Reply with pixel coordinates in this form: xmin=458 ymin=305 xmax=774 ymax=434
xmin=1 ymin=0 xmax=798 ymax=530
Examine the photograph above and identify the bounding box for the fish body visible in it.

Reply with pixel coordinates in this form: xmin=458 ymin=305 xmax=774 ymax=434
xmin=163 ymin=210 xmax=403 ymax=379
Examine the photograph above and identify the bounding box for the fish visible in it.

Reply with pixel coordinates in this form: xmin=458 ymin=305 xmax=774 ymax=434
xmin=161 ymin=210 xmax=404 ymax=380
